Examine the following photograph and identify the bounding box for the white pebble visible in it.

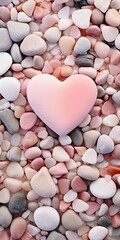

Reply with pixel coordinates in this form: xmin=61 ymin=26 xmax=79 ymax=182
xmin=58 ymin=18 xmax=73 ymax=30
xmin=74 ymin=37 xmax=91 ymax=54
xmin=89 ymin=226 xmax=108 ymax=240
xmin=0 ymin=188 xmax=10 ymax=204
xmin=98 ymin=203 xmax=109 ymax=216
xmin=64 ymin=190 xmax=77 ymax=202
xmin=34 ymin=206 xmax=60 ymax=231
xmin=59 ymin=135 xmax=72 ymax=145
xmin=18 ymin=12 xmax=31 ymax=22
xmin=58 ymin=6 xmax=70 ymax=19
xmin=109 ymin=126 xmax=120 ymax=143
xmin=94 ymin=0 xmax=111 ymax=13
xmin=101 ymin=25 xmax=119 ymax=42
xmin=44 ymin=27 xmax=61 ymax=43
xmin=72 ymin=9 xmax=92 ymax=29
xmin=0 ymin=52 xmax=12 ymax=76
xmin=52 ymin=146 xmax=70 ymax=162
xmin=115 ymin=34 xmax=120 ymax=50
xmin=0 ymin=77 xmax=20 ymax=101
xmin=103 ymin=114 xmax=119 ymax=127
xmin=27 ymin=224 xmax=40 ymax=236
xmin=82 ymin=148 xmax=97 ymax=164
xmin=72 ymin=199 xmax=89 ymax=213
xmin=6 ymin=162 xmax=24 ymax=178
xmin=96 ymin=134 xmax=114 ymax=154
xmin=90 ymin=177 xmax=116 ymax=199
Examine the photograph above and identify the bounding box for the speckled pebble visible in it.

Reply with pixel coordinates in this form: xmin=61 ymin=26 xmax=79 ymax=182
xmin=8 ymin=193 xmax=27 ymax=215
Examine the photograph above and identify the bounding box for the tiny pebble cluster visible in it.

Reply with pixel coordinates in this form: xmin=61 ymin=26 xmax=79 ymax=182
xmin=0 ymin=0 xmax=120 ymax=240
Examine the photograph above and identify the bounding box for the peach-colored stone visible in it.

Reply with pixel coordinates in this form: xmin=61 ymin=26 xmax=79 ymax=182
xmin=59 ymin=200 xmax=71 ymax=212
xmin=58 ymin=178 xmax=70 ymax=195
xmin=10 ymin=217 xmax=27 ymax=239
xmin=49 ymin=163 xmax=68 ymax=176
xmin=22 ymin=131 xmax=38 ymax=148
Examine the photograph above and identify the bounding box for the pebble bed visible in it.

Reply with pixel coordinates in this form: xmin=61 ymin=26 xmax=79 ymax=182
xmin=0 ymin=0 xmax=120 ymax=239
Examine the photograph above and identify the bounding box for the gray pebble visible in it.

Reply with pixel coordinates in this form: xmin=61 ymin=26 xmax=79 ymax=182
xmin=7 ymin=146 xmax=22 ymax=161
xmin=40 ymin=136 xmax=54 ymax=149
xmin=0 ymin=206 xmax=12 ymax=228
xmin=69 ymin=127 xmax=83 ymax=146
xmin=96 ymin=134 xmax=114 ymax=154
xmin=0 ymin=0 xmax=11 ymax=5
xmin=74 ymin=0 xmax=88 ymax=7
xmin=0 ymin=28 xmax=12 ymax=51
xmin=46 ymin=126 xmax=58 ymax=138
xmin=97 ymin=86 xmax=105 ymax=98
xmin=75 ymin=54 xmax=94 ymax=67
xmin=98 ymin=216 xmax=111 ymax=227
xmin=33 ymin=55 xmax=44 ymax=70
xmin=112 ymin=91 xmax=120 ymax=105
xmin=11 ymin=43 xmax=22 ymax=63
xmin=0 ymin=151 xmax=7 ymax=160
xmin=112 ymin=189 xmax=120 ymax=207
xmin=112 ymin=228 xmax=120 ymax=238
xmin=7 ymin=21 xmax=30 ymax=42
xmin=47 ymin=231 xmax=67 ymax=240
xmin=0 ymin=109 xmax=19 ymax=134
xmin=8 ymin=192 xmax=27 ymax=215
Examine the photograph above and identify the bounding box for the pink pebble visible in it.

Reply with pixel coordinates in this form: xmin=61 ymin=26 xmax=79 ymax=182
xmin=69 ymin=26 xmax=81 ymax=39
xmin=78 ymin=191 xmax=90 ymax=202
xmin=49 ymin=163 xmax=68 ymax=176
xmin=112 ymin=144 xmax=120 ymax=159
xmin=42 ymin=61 xmax=53 ymax=74
xmin=111 ymin=49 xmax=120 ymax=65
xmin=49 ymin=59 xmax=61 ymax=69
xmin=10 ymin=217 xmax=26 ymax=239
xmin=102 ymin=100 xmax=116 ymax=115
xmin=58 ymin=178 xmax=70 ymax=195
xmin=22 ymin=131 xmax=38 ymax=148
xmin=71 ymin=176 xmax=87 ymax=192
xmin=91 ymin=8 xmax=104 ymax=25
xmin=95 ymin=69 xmax=109 ymax=85
xmin=11 ymin=64 xmax=23 ymax=72
xmin=64 ymin=145 xmax=74 ymax=158
xmin=86 ymin=25 xmax=101 ymax=37
xmin=86 ymin=202 xmax=100 ymax=215
xmin=25 ymin=147 xmax=41 ymax=159
xmin=79 ymin=67 xmax=97 ymax=79
xmin=34 ymin=6 xmax=49 ymax=20
xmin=115 ymin=74 xmax=120 ymax=87
xmin=0 ymin=231 xmax=9 ymax=240
xmin=20 ymin=112 xmax=37 ymax=130
xmin=59 ymin=200 xmax=71 ymax=212
xmin=94 ymin=41 xmax=110 ymax=58
xmin=31 ymin=157 xmax=44 ymax=170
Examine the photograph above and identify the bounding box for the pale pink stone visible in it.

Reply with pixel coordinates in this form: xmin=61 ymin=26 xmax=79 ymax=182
xmin=86 ymin=25 xmax=101 ymax=37
xmin=31 ymin=157 xmax=44 ymax=171
xmin=59 ymin=200 xmax=71 ymax=212
xmin=111 ymin=49 xmax=120 ymax=65
xmin=21 ymin=232 xmax=32 ymax=240
xmin=49 ymin=59 xmax=61 ymax=69
xmin=22 ymin=131 xmax=38 ymax=148
xmin=59 ymin=36 xmax=75 ymax=55
xmin=79 ymin=67 xmax=97 ymax=79
xmin=90 ymin=116 xmax=102 ymax=128
xmin=102 ymin=100 xmax=115 ymax=115
xmin=49 ymin=163 xmax=68 ymax=176
xmin=42 ymin=15 xmax=58 ymax=28
xmin=69 ymin=26 xmax=81 ymax=39
xmin=112 ymin=144 xmax=120 ymax=159
xmin=109 ymin=64 xmax=120 ymax=76
xmin=34 ymin=6 xmax=49 ymax=20
xmin=0 ymin=6 xmax=10 ymax=22
xmin=95 ymin=69 xmax=109 ymax=85
xmin=71 ymin=176 xmax=87 ymax=192
xmin=13 ymin=72 xmax=25 ymax=79
xmin=11 ymin=64 xmax=23 ymax=72
xmin=42 ymin=61 xmax=53 ymax=74
xmin=105 ymin=8 xmax=120 ymax=27
xmin=0 ymin=231 xmax=9 ymax=240
xmin=25 ymin=147 xmax=41 ymax=159
xmin=0 ymin=161 xmax=9 ymax=169
xmin=22 ymin=0 xmax=35 ymax=16
xmin=91 ymin=8 xmax=104 ymax=25
xmin=20 ymin=112 xmax=37 ymax=130
xmin=112 ymin=214 xmax=120 ymax=227
xmin=94 ymin=41 xmax=110 ymax=58
xmin=61 ymin=65 xmax=72 ymax=77
xmin=64 ymin=145 xmax=74 ymax=158
xmin=115 ymin=74 xmax=120 ymax=86
xmin=78 ymin=191 xmax=90 ymax=202
xmin=23 ymin=68 xmax=42 ymax=78
xmin=10 ymin=217 xmax=26 ymax=239
xmin=38 ymin=127 xmax=48 ymax=139
xmin=86 ymin=202 xmax=100 ymax=215
xmin=58 ymin=178 xmax=70 ymax=195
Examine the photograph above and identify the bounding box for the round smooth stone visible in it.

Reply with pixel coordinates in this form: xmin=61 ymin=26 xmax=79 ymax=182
xmin=59 ymin=36 xmax=75 ymax=56
xmin=20 ymin=112 xmax=37 ymax=130
xmin=72 ymin=199 xmax=89 ymax=213
xmin=112 ymin=189 xmax=120 ymax=207
xmin=0 ymin=188 xmax=10 ymax=204
xmin=0 ymin=77 xmax=20 ymax=101
xmin=52 ymin=146 xmax=70 ymax=162
xmin=6 ymin=162 xmax=24 ymax=178
xmin=90 ymin=177 xmax=116 ymax=199
xmin=109 ymin=126 xmax=120 ymax=143
xmin=20 ymin=34 xmax=47 ymax=56
xmin=0 ymin=0 xmax=11 ymax=5
xmin=82 ymin=148 xmax=97 ymax=164
xmin=8 ymin=193 xmax=27 ymax=215
xmin=34 ymin=206 xmax=60 ymax=231
xmin=105 ymin=9 xmax=120 ymax=27
xmin=115 ymin=34 xmax=120 ymax=50
xmin=7 ymin=21 xmax=30 ymax=42
xmin=61 ymin=210 xmax=83 ymax=230
xmin=94 ymin=0 xmax=111 ymax=13
xmin=0 ymin=28 xmax=12 ymax=51
xmin=94 ymin=41 xmax=110 ymax=58
xmin=0 ymin=206 xmax=12 ymax=228
xmin=102 ymin=114 xmax=119 ymax=127
xmin=10 ymin=217 xmax=26 ymax=239
xmin=72 ymin=9 xmax=92 ymax=29
xmin=96 ymin=134 xmax=114 ymax=154
xmin=7 ymin=146 xmax=22 ymax=161
xmin=101 ymin=25 xmax=119 ymax=42
xmin=74 ymin=37 xmax=91 ymax=54
xmin=89 ymin=226 xmax=108 ymax=240
xmin=44 ymin=27 xmax=61 ymax=43
xmin=0 ymin=52 xmax=12 ymax=76
xmin=77 ymin=165 xmax=99 ymax=180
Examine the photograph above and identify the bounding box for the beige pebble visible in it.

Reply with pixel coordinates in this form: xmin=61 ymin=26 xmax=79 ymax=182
xmin=62 ymin=210 xmax=83 ymax=230
xmin=0 ymin=188 xmax=10 ymax=203
xmin=77 ymin=165 xmax=99 ymax=180
xmin=4 ymin=178 xmax=22 ymax=193
xmin=59 ymin=36 xmax=75 ymax=55
xmin=6 ymin=162 xmax=24 ymax=178
xmin=105 ymin=8 xmax=120 ymax=27
xmin=83 ymin=130 xmax=100 ymax=148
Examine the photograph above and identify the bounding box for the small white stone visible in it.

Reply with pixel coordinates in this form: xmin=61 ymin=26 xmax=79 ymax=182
xmin=7 ymin=21 xmax=30 ymax=42
xmin=72 ymin=9 xmax=92 ymax=29
xmin=112 ymin=189 xmax=120 ymax=207
xmin=58 ymin=6 xmax=70 ymax=19
xmin=34 ymin=206 xmax=60 ymax=231
xmin=74 ymin=37 xmax=91 ymax=54
xmin=59 ymin=135 xmax=72 ymax=145
xmin=72 ymin=199 xmax=89 ymax=213
xmin=115 ymin=34 xmax=120 ymax=50
xmin=90 ymin=177 xmax=116 ymax=199
xmin=64 ymin=55 xmax=75 ymax=66
xmin=0 ymin=188 xmax=10 ymax=204
xmin=98 ymin=203 xmax=109 ymax=216
xmin=79 ymin=114 xmax=91 ymax=127
xmin=52 ymin=146 xmax=70 ymax=162
xmin=18 ymin=12 xmax=31 ymax=22
xmin=0 ymin=52 xmax=12 ymax=76
xmin=0 ymin=99 xmax=10 ymax=110
xmin=111 ymin=0 xmax=120 ymax=9
xmin=101 ymin=25 xmax=119 ymax=42
xmin=27 ymin=224 xmax=40 ymax=236
xmin=6 ymin=162 xmax=24 ymax=178
xmin=82 ymin=148 xmax=97 ymax=164
xmin=109 ymin=126 xmax=120 ymax=143
xmin=94 ymin=0 xmax=111 ymax=13
xmin=89 ymin=226 xmax=108 ymax=240
xmin=0 ymin=77 xmax=20 ymax=101
xmin=64 ymin=190 xmax=77 ymax=202
xmin=58 ymin=18 xmax=73 ymax=30
xmin=96 ymin=134 xmax=114 ymax=154
xmin=44 ymin=27 xmax=61 ymax=43
xmin=103 ymin=114 xmax=119 ymax=127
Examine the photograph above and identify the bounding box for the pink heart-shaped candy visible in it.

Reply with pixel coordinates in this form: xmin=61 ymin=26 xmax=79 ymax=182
xmin=27 ymin=74 xmax=97 ymax=136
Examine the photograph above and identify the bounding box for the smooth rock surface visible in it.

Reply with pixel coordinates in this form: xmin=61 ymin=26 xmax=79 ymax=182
xmin=0 ymin=206 xmax=12 ymax=228
xmin=7 ymin=21 xmax=30 ymax=42
xmin=74 ymin=37 xmax=91 ymax=54
xmin=96 ymin=134 xmax=114 ymax=154
xmin=72 ymin=9 xmax=92 ymax=29
xmin=0 ymin=52 xmax=12 ymax=75
xmin=94 ymin=0 xmax=111 ymax=13
xmin=0 ymin=28 xmax=12 ymax=51
xmin=47 ymin=231 xmax=67 ymax=240
xmin=0 ymin=77 xmax=20 ymax=101
xmin=34 ymin=206 xmax=60 ymax=231
xmin=77 ymin=165 xmax=99 ymax=180
xmin=44 ymin=27 xmax=61 ymax=43
xmin=8 ymin=193 xmax=27 ymax=215
xmin=89 ymin=226 xmax=108 ymax=240
xmin=0 ymin=109 xmax=19 ymax=134
xmin=62 ymin=210 xmax=83 ymax=230
xmin=53 ymin=146 xmax=70 ymax=162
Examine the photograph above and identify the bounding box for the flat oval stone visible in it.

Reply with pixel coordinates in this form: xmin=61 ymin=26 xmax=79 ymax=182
xmin=47 ymin=231 xmax=67 ymax=240
xmin=10 ymin=217 xmax=26 ymax=239
xmin=90 ymin=177 xmax=116 ymax=199
xmin=34 ymin=206 xmax=60 ymax=231
xmin=96 ymin=134 xmax=114 ymax=154
xmin=8 ymin=193 xmax=27 ymax=215
xmin=20 ymin=34 xmax=47 ymax=56
xmin=62 ymin=210 xmax=83 ymax=230
xmin=72 ymin=9 xmax=92 ymax=29
xmin=77 ymin=165 xmax=99 ymax=180
xmin=89 ymin=226 xmax=108 ymax=240
xmin=0 ymin=206 xmax=12 ymax=228
xmin=7 ymin=21 xmax=30 ymax=42
xmin=0 ymin=109 xmax=19 ymax=134
xmin=0 ymin=77 xmax=20 ymax=101
xmin=74 ymin=37 xmax=91 ymax=54
xmin=0 ymin=52 xmax=12 ymax=76
xmin=44 ymin=27 xmax=61 ymax=43
xmin=0 ymin=28 xmax=12 ymax=51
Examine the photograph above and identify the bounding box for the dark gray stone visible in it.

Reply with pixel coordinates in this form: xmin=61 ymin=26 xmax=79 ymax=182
xmin=69 ymin=127 xmax=83 ymax=146
xmin=0 ymin=109 xmax=19 ymax=134
xmin=75 ymin=54 xmax=94 ymax=67
xmin=47 ymin=231 xmax=67 ymax=240
xmin=46 ymin=125 xmax=58 ymax=139
xmin=74 ymin=0 xmax=88 ymax=7
xmin=8 ymin=193 xmax=27 ymax=215
xmin=98 ymin=216 xmax=111 ymax=227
